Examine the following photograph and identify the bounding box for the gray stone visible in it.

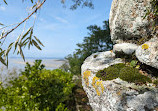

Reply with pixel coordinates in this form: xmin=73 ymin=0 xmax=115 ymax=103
xmin=113 ymin=43 xmax=138 ymax=55
xmin=136 ymin=37 xmax=158 ymax=69
xmin=82 ymin=51 xmax=124 ymax=73
xmin=109 ymin=0 xmax=152 ymax=43
xmin=81 ymin=52 xmax=158 ymax=111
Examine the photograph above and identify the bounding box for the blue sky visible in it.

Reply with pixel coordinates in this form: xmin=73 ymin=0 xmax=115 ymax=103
xmin=0 ymin=0 xmax=112 ymax=58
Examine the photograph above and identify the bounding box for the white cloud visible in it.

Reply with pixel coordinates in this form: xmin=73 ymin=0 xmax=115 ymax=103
xmin=54 ymin=16 xmax=69 ymax=24
xmin=0 ymin=6 xmax=6 ymax=11
xmin=41 ymin=23 xmax=58 ymax=31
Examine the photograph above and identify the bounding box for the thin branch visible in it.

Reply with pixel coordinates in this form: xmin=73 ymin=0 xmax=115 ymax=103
xmin=0 ymin=23 xmax=19 ymax=30
xmin=1 ymin=0 xmax=46 ymax=40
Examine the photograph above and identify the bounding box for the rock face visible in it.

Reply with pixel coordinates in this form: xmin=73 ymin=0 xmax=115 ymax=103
xmin=136 ymin=37 xmax=158 ymax=69
xmin=82 ymin=51 xmax=123 ymax=73
xmin=113 ymin=43 xmax=138 ymax=55
xmin=81 ymin=0 xmax=158 ymax=110
xmin=109 ymin=0 xmax=152 ymax=43
xmin=81 ymin=52 xmax=158 ymax=111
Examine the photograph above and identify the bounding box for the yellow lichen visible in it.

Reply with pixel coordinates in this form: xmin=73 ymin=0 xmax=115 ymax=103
xmin=116 ymin=91 xmax=121 ymax=96
xmin=83 ymin=70 xmax=91 ymax=87
xmin=93 ymin=80 xmax=104 ymax=96
xmin=96 ymin=89 xmax=101 ymax=96
xmin=92 ymin=76 xmax=99 ymax=87
xmin=96 ymin=81 xmax=104 ymax=93
xmin=142 ymin=44 xmax=149 ymax=50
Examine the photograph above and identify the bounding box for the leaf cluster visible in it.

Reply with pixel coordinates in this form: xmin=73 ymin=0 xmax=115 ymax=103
xmin=0 ymin=60 xmax=75 ymax=111
xmin=0 ymin=27 xmax=44 ymax=67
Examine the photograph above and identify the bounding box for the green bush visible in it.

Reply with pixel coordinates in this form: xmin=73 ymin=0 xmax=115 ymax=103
xmin=0 ymin=60 xmax=75 ymax=111
xmin=96 ymin=63 xmax=152 ymax=84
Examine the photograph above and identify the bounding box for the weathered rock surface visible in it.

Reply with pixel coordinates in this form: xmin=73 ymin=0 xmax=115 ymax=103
xmin=81 ymin=52 xmax=158 ymax=111
xmin=82 ymin=51 xmax=123 ymax=73
xmin=109 ymin=0 xmax=152 ymax=43
xmin=113 ymin=43 xmax=138 ymax=55
xmin=136 ymin=37 xmax=158 ymax=69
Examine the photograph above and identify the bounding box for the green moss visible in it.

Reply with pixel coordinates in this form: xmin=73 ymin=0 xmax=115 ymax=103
xmin=96 ymin=63 xmax=152 ymax=84
xmin=119 ymin=67 xmax=152 ymax=84
xmin=153 ymin=80 xmax=158 ymax=86
xmin=96 ymin=63 xmax=125 ymax=81
xmin=93 ymin=55 xmax=98 ymax=58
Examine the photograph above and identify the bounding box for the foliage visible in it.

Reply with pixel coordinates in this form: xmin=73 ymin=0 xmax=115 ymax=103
xmin=96 ymin=63 xmax=152 ymax=84
xmin=130 ymin=60 xmax=138 ymax=68
xmin=55 ymin=103 xmax=69 ymax=111
xmin=0 ymin=60 xmax=75 ymax=111
xmin=65 ymin=20 xmax=113 ymax=75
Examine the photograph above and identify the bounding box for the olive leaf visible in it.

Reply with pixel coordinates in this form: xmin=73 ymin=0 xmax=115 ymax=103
xmin=34 ymin=36 xmax=44 ymax=47
xmin=0 ymin=56 xmax=7 ymax=66
xmin=32 ymin=2 xmax=37 ymax=9
xmin=13 ymin=35 xmax=21 ymax=53
xmin=18 ymin=44 xmax=25 ymax=61
xmin=28 ymin=39 xmax=32 ymax=50
xmin=20 ymin=27 xmax=32 ymax=42
xmin=32 ymin=39 xmax=42 ymax=50
xmin=31 ymin=0 xmax=33 ymax=3
xmin=3 ymin=0 xmax=8 ymax=5
xmin=5 ymin=42 xmax=14 ymax=57
xmin=0 ymin=23 xmax=4 ymax=26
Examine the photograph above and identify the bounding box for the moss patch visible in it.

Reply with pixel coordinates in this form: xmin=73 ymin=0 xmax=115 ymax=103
xmin=96 ymin=63 xmax=152 ymax=84
xmin=93 ymin=55 xmax=98 ymax=58
xmin=119 ymin=67 xmax=152 ymax=84
xmin=153 ymin=80 xmax=158 ymax=86
xmin=97 ymin=63 xmax=125 ymax=81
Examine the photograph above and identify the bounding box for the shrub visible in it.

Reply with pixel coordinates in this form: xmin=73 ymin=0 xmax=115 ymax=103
xmin=0 ymin=60 xmax=75 ymax=111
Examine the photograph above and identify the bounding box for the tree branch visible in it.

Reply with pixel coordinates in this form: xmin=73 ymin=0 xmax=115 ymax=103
xmin=1 ymin=0 xmax=46 ymax=40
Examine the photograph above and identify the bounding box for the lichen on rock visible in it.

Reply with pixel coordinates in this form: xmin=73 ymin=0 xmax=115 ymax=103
xmin=109 ymin=0 xmax=153 ymax=43
xmin=136 ymin=37 xmax=158 ymax=69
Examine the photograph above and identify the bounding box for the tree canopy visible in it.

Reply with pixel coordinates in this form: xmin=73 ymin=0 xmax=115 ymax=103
xmin=62 ymin=20 xmax=113 ymax=75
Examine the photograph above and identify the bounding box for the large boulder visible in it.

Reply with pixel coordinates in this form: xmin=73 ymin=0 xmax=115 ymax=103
xmin=81 ymin=51 xmax=158 ymax=111
xmin=136 ymin=37 xmax=158 ymax=69
xmin=109 ymin=0 xmax=152 ymax=43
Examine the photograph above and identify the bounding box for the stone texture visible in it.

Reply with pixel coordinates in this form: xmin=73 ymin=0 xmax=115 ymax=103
xmin=109 ymin=0 xmax=152 ymax=43
xmin=81 ymin=51 xmax=158 ymax=111
xmin=113 ymin=43 xmax=138 ymax=55
xmin=136 ymin=37 xmax=158 ymax=69
xmin=82 ymin=51 xmax=124 ymax=73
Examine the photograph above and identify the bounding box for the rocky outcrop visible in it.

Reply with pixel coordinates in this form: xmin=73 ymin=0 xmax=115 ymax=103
xmin=81 ymin=0 xmax=158 ymax=110
xmin=136 ymin=37 xmax=158 ymax=69
xmin=81 ymin=52 xmax=158 ymax=111
xmin=113 ymin=43 xmax=138 ymax=55
xmin=109 ymin=0 xmax=152 ymax=43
